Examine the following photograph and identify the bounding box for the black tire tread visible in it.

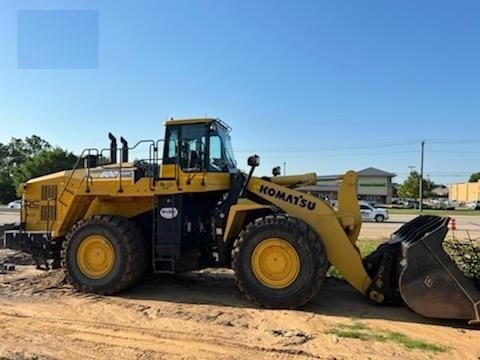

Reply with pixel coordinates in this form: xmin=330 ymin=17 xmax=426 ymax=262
xmin=61 ymin=215 xmax=146 ymax=295
xmin=231 ymin=214 xmax=328 ymax=309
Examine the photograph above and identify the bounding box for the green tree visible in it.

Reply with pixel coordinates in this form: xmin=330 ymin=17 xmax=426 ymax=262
xmin=0 ymin=136 xmax=54 ymax=203
xmin=11 ymin=147 xmax=78 ymax=188
xmin=398 ymin=170 xmax=435 ymax=199
xmin=0 ymin=168 xmax=16 ymax=203
xmin=1 ymin=136 xmax=51 ymax=167
xmin=24 ymin=135 xmax=51 ymax=155
xmin=0 ymin=136 xmax=75 ymax=203
xmin=469 ymin=172 xmax=480 ymax=183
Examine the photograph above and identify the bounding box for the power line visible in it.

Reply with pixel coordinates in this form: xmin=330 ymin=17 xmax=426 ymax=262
xmin=426 ymin=139 xmax=480 ymax=144
xmin=235 ymin=141 xmax=419 ymax=153
xmin=235 ymin=150 xmax=419 ymax=158
xmin=236 ymin=138 xmax=480 ymax=152
xmin=428 ymin=150 xmax=480 ymax=154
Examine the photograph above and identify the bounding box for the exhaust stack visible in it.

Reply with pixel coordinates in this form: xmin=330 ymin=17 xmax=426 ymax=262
xmin=108 ymin=132 xmax=117 ymax=163
xmin=120 ymin=136 xmax=128 ymax=163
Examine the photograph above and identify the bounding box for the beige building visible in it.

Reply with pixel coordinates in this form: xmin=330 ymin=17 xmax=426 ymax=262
xmin=448 ymin=182 xmax=480 ymax=203
xmin=297 ymin=167 xmax=396 ymax=204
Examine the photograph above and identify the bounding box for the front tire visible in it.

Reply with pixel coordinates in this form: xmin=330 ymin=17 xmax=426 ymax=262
xmin=61 ymin=215 xmax=146 ymax=294
xmin=231 ymin=214 xmax=328 ymax=309
xmin=375 ymin=214 xmax=385 ymax=222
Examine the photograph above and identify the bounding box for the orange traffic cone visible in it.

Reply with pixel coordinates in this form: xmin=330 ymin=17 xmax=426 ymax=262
xmin=448 ymin=217 xmax=456 ymax=231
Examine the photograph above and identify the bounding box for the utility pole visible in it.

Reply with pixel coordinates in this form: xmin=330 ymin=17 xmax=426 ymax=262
xmin=419 ymin=141 xmax=425 ymax=212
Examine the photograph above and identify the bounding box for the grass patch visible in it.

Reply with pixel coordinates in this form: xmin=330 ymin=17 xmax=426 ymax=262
xmin=356 ymin=240 xmax=383 ymax=257
xmin=327 ymin=322 xmax=448 ymax=353
xmin=326 ymin=240 xmax=383 ymax=279
xmin=341 ymin=321 xmax=369 ymax=331
xmin=387 ymin=331 xmax=448 ymax=352
xmin=329 ymin=328 xmax=386 ymax=342
xmin=328 ymin=321 xmax=386 ymax=342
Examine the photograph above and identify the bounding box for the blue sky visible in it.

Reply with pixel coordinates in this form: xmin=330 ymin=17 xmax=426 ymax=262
xmin=0 ymin=0 xmax=479 ymax=185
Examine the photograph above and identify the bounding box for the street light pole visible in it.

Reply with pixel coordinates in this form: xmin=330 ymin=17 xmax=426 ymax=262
xmin=419 ymin=140 xmax=425 ymax=212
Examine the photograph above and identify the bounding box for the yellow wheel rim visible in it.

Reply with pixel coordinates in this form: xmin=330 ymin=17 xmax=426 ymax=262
xmin=251 ymin=238 xmax=300 ymax=289
xmin=76 ymin=235 xmax=115 ymax=279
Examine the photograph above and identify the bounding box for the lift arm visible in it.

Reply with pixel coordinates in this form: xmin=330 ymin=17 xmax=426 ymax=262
xmin=245 ymin=172 xmax=372 ymax=296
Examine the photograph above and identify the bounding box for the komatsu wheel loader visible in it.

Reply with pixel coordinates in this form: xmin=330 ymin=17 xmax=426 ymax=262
xmin=2 ymin=118 xmax=479 ymax=323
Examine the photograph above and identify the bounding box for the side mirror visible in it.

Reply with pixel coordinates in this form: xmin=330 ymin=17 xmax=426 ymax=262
xmin=247 ymin=155 xmax=260 ymax=167
xmin=272 ymin=166 xmax=281 ymax=176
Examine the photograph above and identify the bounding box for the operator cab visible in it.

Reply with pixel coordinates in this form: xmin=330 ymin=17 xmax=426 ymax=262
xmin=162 ymin=118 xmax=237 ymax=175
xmin=81 ymin=118 xmax=237 ymax=185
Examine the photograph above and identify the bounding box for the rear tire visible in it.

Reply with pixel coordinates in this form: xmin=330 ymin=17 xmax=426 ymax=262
xmin=61 ymin=215 xmax=146 ymax=294
xmin=231 ymin=214 xmax=328 ymax=309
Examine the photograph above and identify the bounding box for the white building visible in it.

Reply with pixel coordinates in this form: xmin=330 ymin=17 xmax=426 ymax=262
xmin=297 ymin=167 xmax=396 ymax=204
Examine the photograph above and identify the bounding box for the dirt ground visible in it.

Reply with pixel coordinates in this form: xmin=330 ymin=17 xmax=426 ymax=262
xmin=1 ymin=212 xmax=479 ymax=360
xmin=0 ymin=250 xmax=479 ymax=360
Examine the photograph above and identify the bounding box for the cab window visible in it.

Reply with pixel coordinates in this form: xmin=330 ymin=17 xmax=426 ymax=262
xmin=208 ymin=135 xmax=227 ymax=172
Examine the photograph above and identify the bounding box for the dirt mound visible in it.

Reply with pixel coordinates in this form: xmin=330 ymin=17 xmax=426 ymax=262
xmin=0 ymin=223 xmax=36 ymax=267
xmin=0 ymin=351 xmax=57 ymax=360
xmin=0 ymin=249 xmax=36 ymax=266
xmin=1 ymin=267 xmax=479 ymax=360
xmin=0 ymin=268 xmax=67 ymax=296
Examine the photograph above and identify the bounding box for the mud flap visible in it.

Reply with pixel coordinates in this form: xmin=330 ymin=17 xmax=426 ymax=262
xmin=397 ymin=216 xmax=480 ymax=324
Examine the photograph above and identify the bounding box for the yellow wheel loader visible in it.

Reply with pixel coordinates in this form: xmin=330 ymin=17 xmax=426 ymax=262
xmin=2 ymin=118 xmax=479 ymax=324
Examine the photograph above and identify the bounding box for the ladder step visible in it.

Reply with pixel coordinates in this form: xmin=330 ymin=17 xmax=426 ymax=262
xmin=153 ymin=244 xmax=177 ymax=273
xmin=152 ymin=195 xmax=181 ymax=273
xmin=153 ymin=259 xmax=175 ymax=273
xmin=154 ymin=245 xmax=178 ymax=251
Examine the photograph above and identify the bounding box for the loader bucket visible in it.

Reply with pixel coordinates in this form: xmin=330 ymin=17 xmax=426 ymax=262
xmin=395 ymin=215 xmax=480 ymax=324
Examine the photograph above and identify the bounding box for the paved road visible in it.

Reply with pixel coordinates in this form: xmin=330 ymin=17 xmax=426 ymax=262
xmin=2 ymin=210 xmax=480 ymax=240
xmin=0 ymin=210 xmax=20 ymax=226
xmin=360 ymin=213 xmax=480 ymax=240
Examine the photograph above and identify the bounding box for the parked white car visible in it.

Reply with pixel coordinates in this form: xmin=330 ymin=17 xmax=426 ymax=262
xmin=360 ymin=202 xmax=389 ymax=222
xmin=466 ymin=200 xmax=480 ymax=210
xmin=7 ymin=199 xmax=22 ymax=209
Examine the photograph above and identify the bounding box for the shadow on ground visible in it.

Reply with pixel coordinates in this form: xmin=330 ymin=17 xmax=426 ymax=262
xmin=119 ymin=269 xmax=476 ymax=330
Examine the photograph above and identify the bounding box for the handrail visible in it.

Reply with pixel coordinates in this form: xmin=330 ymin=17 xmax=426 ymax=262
xmin=58 ymin=138 xmax=179 ymax=206
xmin=58 ymin=148 xmax=99 ymax=206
